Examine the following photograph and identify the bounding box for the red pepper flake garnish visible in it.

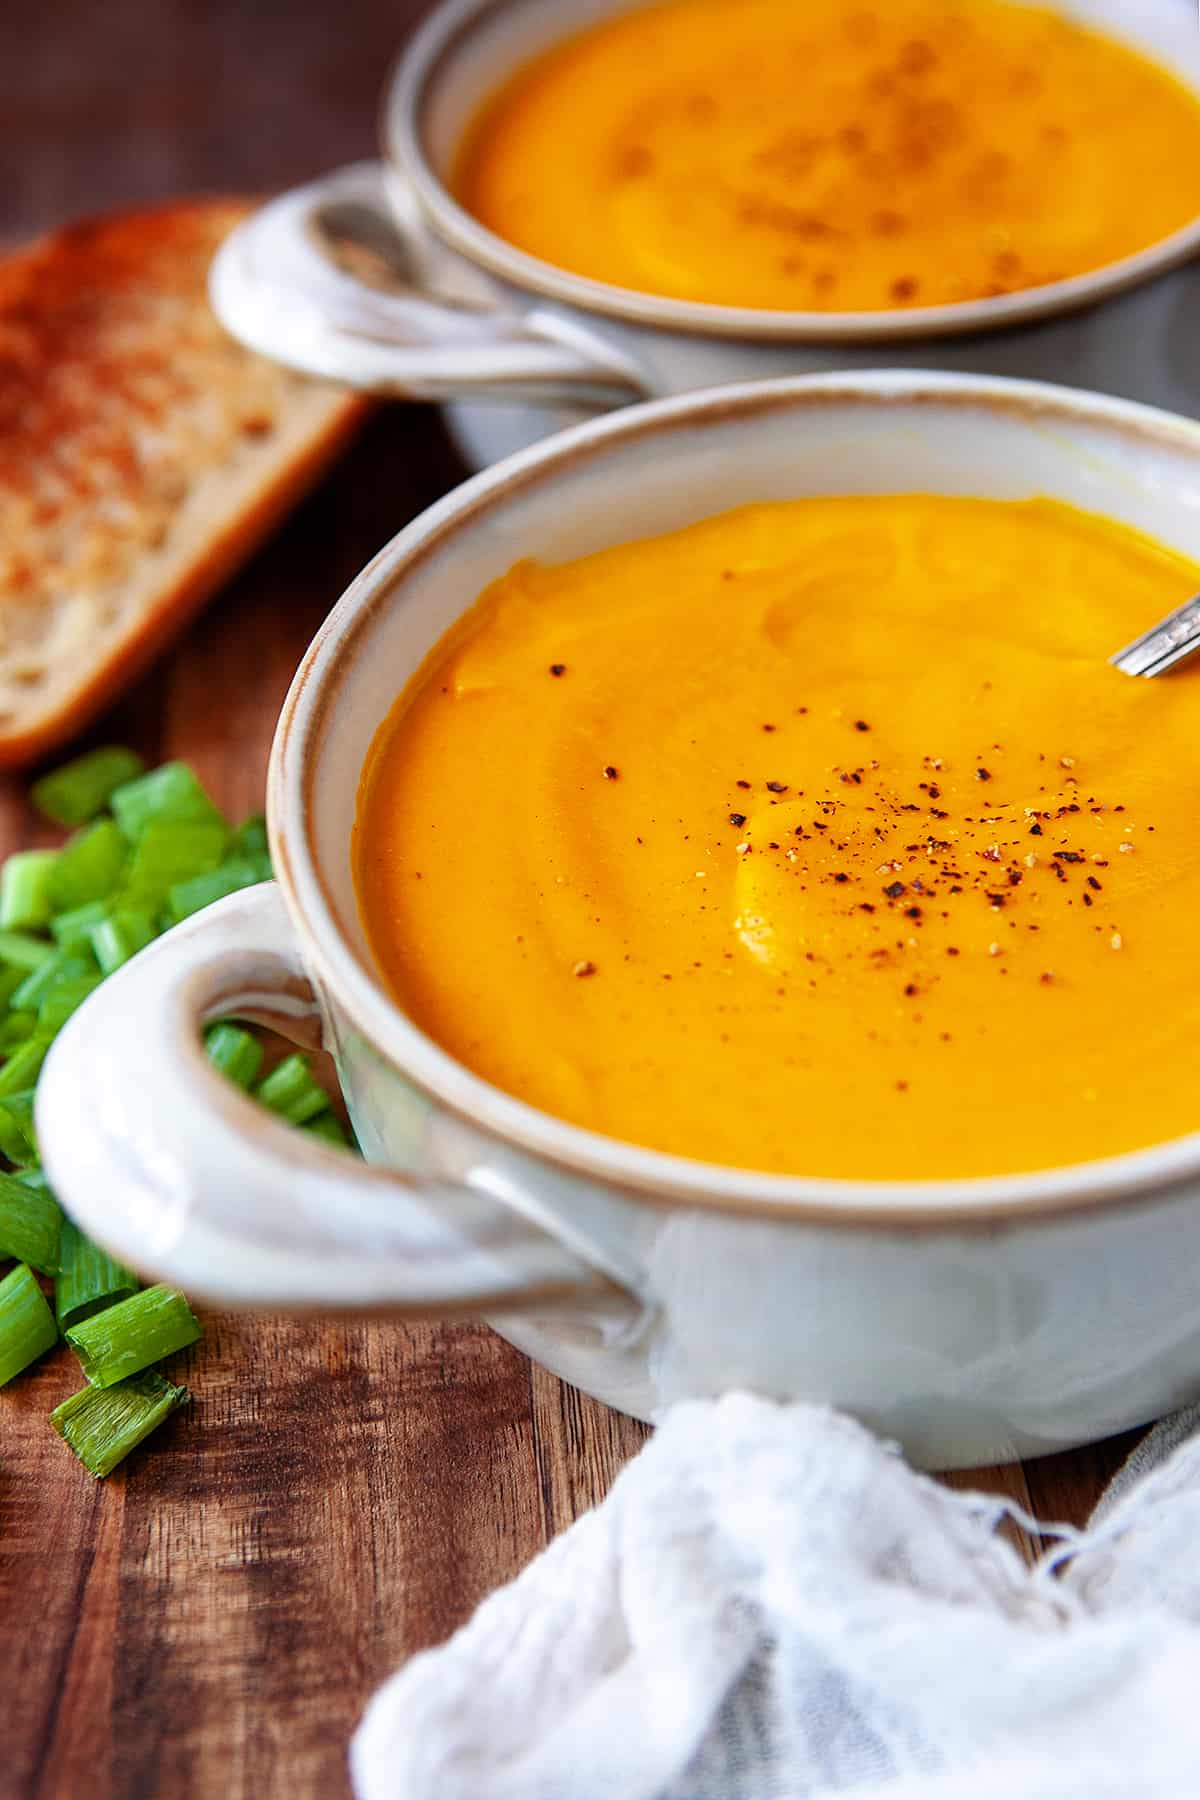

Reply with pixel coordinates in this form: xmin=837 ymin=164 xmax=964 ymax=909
xmin=766 ymin=781 xmax=788 ymax=793
xmin=1008 ymin=870 xmax=1023 ymax=886
xmin=854 ymin=720 xmax=871 ymax=732
xmin=603 ymin=766 xmax=619 ymax=780
xmin=904 ymin=982 xmax=919 ymax=997
xmin=1054 ymin=851 xmax=1082 ymax=863
xmin=736 ymin=780 xmax=752 ymax=790
xmin=946 ymin=946 xmax=960 ymax=956
xmin=833 ymin=872 xmax=850 ymax=884
xmin=884 ymin=880 xmax=906 ymax=899
xmin=1029 ymin=822 xmax=1043 ymax=836
xmin=1040 ymin=971 xmax=1055 ymax=985
xmin=975 ymin=768 xmax=991 ymax=781
xmin=895 ymin=1078 xmax=909 ymax=1092
xmin=762 ymin=723 xmax=777 ymax=732
xmin=904 ymin=905 xmax=922 ymax=920
xmin=549 ymin=663 xmax=567 ymax=677
xmin=729 ymin=812 xmax=747 ymax=827
xmin=572 ymin=960 xmax=596 ymax=978
xmin=1087 ymin=875 xmax=1102 ymax=891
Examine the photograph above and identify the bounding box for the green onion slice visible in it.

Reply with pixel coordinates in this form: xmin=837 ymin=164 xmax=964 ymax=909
xmin=254 ymin=1053 xmax=330 ymax=1126
xmin=204 ymin=1022 xmax=264 ymax=1091
xmin=0 ymin=1090 xmax=38 ymax=1167
xmin=38 ymin=974 xmax=103 ymax=1033
xmin=66 ymin=1283 xmax=201 ymax=1387
xmin=32 ymin=748 xmax=147 ymax=827
xmin=168 ymin=857 xmax=261 ymax=924
xmin=0 ymin=850 xmax=60 ymax=931
xmin=0 ymin=1167 xmax=61 ymax=1271
xmin=0 ymin=1263 xmax=58 ymax=1386
xmin=11 ymin=949 xmax=94 ymax=1014
xmin=111 ymin=763 xmax=227 ymax=842
xmin=52 ymin=1371 xmax=189 ymax=1477
xmin=119 ymin=822 xmax=229 ymax=912
xmin=231 ymin=815 xmax=268 ymax=859
xmin=0 ymin=1012 xmax=37 ymax=1051
xmin=304 ymin=1111 xmax=354 ymax=1149
xmin=90 ymin=909 xmax=156 ymax=976
xmin=47 ymin=818 xmax=128 ymax=911
xmin=0 ymin=931 xmax=55 ymax=973
xmin=51 ymin=900 xmax=111 ymax=950
xmin=55 ymin=1219 xmax=140 ymax=1330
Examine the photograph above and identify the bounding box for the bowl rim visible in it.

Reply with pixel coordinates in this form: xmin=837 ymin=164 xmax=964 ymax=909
xmin=381 ymin=0 xmax=1200 ymax=346
xmin=270 ymin=369 xmax=1200 ymax=1226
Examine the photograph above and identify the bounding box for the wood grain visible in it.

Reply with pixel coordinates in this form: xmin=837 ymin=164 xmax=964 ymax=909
xmin=0 ymin=5 xmax=1151 ymax=1794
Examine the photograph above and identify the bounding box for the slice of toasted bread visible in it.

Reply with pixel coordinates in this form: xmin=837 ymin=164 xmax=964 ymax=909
xmin=0 ymin=199 xmax=369 ymax=768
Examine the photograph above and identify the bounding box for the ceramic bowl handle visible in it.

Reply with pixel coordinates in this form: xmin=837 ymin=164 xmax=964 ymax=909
xmin=209 ymin=162 xmax=651 ymax=407
xmin=36 ymin=882 xmax=639 ymax=1322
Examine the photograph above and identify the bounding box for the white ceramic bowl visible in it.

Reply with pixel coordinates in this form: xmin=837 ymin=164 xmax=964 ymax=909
xmin=37 ymin=370 xmax=1200 ymax=1471
xmin=210 ymin=0 xmax=1200 ymax=468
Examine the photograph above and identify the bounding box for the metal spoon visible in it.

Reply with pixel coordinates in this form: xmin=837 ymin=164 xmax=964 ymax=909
xmin=1112 ymin=595 xmax=1200 ymax=677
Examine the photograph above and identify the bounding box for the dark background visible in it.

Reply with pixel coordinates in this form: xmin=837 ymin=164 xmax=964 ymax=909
xmin=3 ymin=0 xmax=440 ymax=239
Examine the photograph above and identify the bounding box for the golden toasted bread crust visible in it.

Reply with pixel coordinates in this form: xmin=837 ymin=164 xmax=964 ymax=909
xmin=0 ymin=198 xmax=369 ymax=766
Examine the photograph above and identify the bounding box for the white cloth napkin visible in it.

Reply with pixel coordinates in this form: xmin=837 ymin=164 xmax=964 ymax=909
xmin=352 ymin=1393 xmax=1200 ymax=1800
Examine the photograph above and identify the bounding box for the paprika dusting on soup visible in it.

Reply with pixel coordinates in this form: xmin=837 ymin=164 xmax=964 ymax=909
xmin=353 ymin=495 xmax=1200 ymax=1181
xmin=453 ymin=0 xmax=1200 ymax=312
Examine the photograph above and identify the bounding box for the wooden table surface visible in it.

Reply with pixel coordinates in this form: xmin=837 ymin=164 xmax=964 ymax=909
xmin=1 ymin=4 xmax=1154 ymax=1794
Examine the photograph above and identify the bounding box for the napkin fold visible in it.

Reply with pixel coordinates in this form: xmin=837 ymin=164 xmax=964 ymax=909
xmin=352 ymin=1395 xmax=1200 ymax=1800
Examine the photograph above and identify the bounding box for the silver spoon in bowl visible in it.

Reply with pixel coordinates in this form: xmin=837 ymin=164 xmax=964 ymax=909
xmin=1112 ymin=595 xmax=1200 ymax=676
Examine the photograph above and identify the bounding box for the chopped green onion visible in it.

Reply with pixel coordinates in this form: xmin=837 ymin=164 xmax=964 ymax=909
xmin=55 ymin=1220 xmax=139 ymax=1330
xmin=119 ymin=821 xmax=229 ymax=912
xmin=52 ymin=1370 xmax=189 ymax=1477
xmin=38 ymin=974 xmax=103 ymax=1033
xmin=0 ymin=850 xmax=60 ymax=931
xmin=304 ymin=1110 xmax=353 ymax=1149
xmin=66 ymin=1283 xmax=201 ymax=1387
xmin=32 ymin=748 xmax=147 ymax=827
xmin=168 ymin=856 xmax=261 ymax=924
xmin=0 ymin=966 xmax=26 ymax=1011
xmin=231 ymin=814 xmax=268 ymax=859
xmin=90 ymin=909 xmax=156 ymax=975
xmin=47 ymin=818 xmax=127 ymax=911
xmin=0 ymin=1169 xmax=62 ymax=1272
xmin=0 ymin=1011 xmax=36 ymax=1051
xmin=229 ymin=817 xmax=272 ymax=880
xmin=11 ymin=950 xmax=94 ymax=1014
xmin=0 ymin=1264 xmax=58 ymax=1386
xmin=0 ymin=1036 xmax=53 ymax=1099
xmin=51 ymin=899 xmax=111 ymax=950
xmin=111 ymin=762 xmax=226 ymax=841
xmin=204 ymin=1022 xmax=264 ymax=1091
xmin=0 ymin=931 xmax=55 ymax=973
xmin=253 ymin=1053 xmax=329 ymax=1126
xmin=0 ymin=1091 xmax=38 ymax=1166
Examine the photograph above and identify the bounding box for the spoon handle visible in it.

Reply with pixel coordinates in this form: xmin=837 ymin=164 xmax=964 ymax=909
xmin=1111 ymin=593 xmax=1200 ymax=677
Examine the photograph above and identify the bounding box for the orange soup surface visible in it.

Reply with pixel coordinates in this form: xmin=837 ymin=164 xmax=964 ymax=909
xmin=354 ymin=495 xmax=1200 ymax=1180
xmin=453 ymin=0 xmax=1200 ymax=312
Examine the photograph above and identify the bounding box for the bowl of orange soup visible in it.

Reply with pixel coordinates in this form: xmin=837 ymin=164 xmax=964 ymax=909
xmin=37 ymin=372 xmax=1200 ymax=1469
xmin=212 ymin=0 xmax=1200 ymax=468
